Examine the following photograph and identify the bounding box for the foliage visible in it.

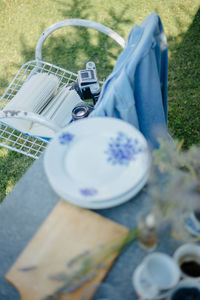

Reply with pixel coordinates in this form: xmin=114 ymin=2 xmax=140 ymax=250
xmin=146 ymin=139 xmax=200 ymax=240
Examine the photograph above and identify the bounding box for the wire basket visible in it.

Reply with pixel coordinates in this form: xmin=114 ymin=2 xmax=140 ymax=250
xmin=0 ymin=60 xmax=78 ymax=159
xmin=0 ymin=19 xmax=125 ymax=159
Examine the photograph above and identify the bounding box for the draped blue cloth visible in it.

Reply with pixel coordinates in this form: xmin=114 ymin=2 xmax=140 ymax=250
xmin=90 ymin=13 xmax=169 ymax=148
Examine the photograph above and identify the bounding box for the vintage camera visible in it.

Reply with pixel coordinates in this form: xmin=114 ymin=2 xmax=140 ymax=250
xmin=73 ymin=62 xmax=100 ymax=104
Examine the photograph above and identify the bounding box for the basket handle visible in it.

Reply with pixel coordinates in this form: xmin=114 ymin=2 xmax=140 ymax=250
xmin=35 ymin=19 xmax=125 ymax=61
xmin=0 ymin=110 xmax=60 ymax=133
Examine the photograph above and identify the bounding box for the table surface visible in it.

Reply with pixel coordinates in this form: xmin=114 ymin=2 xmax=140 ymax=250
xmin=0 ymin=153 xmax=181 ymax=300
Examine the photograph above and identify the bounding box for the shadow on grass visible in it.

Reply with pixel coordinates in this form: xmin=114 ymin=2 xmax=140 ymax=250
xmin=18 ymin=0 xmax=133 ymax=80
xmin=167 ymin=7 xmax=200 ymax=148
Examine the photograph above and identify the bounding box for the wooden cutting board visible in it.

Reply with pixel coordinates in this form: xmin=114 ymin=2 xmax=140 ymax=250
xmin=6 ymin=200 xmax=128 ymax=300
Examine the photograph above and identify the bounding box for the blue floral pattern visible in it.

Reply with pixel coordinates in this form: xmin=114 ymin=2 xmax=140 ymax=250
xmin=59 ymin=132 xmax=74 ymax=145
xmin=105 ymin=131 xmax=142 ymax=166
xmin=80 ymin=188 xmax=98 ymax=197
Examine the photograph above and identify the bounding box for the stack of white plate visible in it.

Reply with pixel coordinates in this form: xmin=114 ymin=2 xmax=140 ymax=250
xmin=44 ymin=117 xmax=151 ymax=209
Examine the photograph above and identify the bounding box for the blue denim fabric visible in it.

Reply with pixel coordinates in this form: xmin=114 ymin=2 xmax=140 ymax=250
xmin=90 ymin=13 xmax=169 ymax=148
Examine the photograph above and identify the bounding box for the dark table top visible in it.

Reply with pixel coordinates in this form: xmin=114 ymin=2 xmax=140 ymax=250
xmin=0 ymin=154 xmax=181 ymax=300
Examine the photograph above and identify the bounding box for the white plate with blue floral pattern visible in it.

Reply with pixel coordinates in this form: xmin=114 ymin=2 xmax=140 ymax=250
xmin=44 ymin=117 xmax=150 ymax=206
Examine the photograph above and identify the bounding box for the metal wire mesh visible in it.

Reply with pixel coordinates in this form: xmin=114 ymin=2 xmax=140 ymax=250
xmin=0 ymin=60 xmax=78 ymax=159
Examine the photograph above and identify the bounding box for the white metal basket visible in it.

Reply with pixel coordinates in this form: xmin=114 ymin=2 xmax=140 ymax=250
xmin=0 ymin=19 xmax=125 ymax=159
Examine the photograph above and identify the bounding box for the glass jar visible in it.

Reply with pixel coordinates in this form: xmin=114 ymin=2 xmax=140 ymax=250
xmin=137 ymin=212 xmax=158 ymax=251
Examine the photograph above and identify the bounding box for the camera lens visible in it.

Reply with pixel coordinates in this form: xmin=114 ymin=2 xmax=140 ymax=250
xmin=73 ymin=106 xmax=87 ymax=118
xmin=72 ymin=103 xmax=93 ymax=121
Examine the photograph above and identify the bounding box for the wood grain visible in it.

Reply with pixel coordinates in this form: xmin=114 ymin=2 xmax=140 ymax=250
xmin=6 ymin=200 xmax=128 ymax=300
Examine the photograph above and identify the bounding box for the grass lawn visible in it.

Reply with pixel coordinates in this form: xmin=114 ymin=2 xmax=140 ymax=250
xmin=0 ymin=0 xmax=199 ymax=202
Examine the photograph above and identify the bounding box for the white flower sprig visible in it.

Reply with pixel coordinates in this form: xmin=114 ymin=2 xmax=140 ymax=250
xmin=146 ymin=139 xmax=200 ymax=239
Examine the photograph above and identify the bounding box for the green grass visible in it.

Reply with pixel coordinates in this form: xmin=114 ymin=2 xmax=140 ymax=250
xmin=0 ymin=0 xmax=199 ymax=202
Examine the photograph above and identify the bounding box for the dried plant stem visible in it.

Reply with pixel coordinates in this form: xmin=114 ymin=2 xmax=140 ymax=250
xmin=184 ymin=163 xmax=198 ymax=180
xmin=43 ymin=227 xmax=138 ymax=299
